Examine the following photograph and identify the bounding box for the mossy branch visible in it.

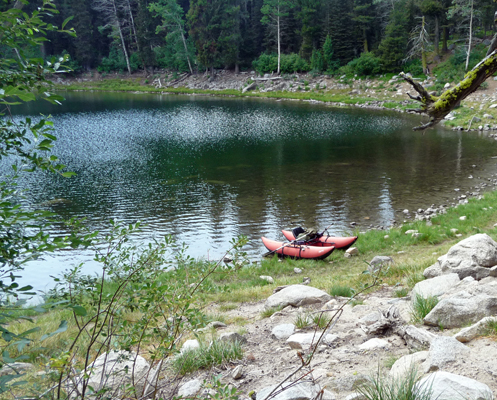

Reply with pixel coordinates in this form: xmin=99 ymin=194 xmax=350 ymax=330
xmin=402 ymin=50 xmax=497 ymax=131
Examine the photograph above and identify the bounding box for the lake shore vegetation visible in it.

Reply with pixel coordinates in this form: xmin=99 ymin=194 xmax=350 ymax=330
xmin=5 ymin=1 xmax=497 ymax=399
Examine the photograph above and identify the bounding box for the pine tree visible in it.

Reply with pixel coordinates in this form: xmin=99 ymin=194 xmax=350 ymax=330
xmin=298 ymin=0 xmax=322 ymax=60
xmin=328 ymin=0 xmax=356 ymax=65
xmin=322 ymin=34 xmax=338 ymax=72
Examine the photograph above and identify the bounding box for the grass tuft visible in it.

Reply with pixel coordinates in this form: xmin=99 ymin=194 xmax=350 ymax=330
xmin=329 ymin=285 xmax=354 ymax=297
xmin=294 ymin=313 xmax=312 ymax=329
xmin=357 ymin=366 xmax=432 ymax=400
xmin=173 ymin=339 xmax=243 ymax=375
xmin=410 ymin=293 xmax=439 ymax=323
xmin=260 ymin=306 xmax=282 ymax=318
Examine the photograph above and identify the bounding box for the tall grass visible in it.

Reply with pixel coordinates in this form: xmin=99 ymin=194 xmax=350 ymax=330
xmin=357 ymin=367 xmax=433 ymax=400
xmin=172 ymin=339 xmax=243 ymax=375
xmin=410 ymin=294 xmax=439 ymax=323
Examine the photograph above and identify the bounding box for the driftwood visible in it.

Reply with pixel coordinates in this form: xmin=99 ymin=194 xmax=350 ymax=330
xmin=253 ymin=77 xmax=283 ymax=81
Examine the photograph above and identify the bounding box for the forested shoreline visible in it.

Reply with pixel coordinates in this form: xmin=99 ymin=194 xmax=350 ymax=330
xmin=3 ymin=0 xmax=497 ymax=77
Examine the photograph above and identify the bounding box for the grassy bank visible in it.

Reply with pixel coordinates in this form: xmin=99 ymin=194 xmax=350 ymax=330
xmin=3 ymin=189 xmax=497 ymax=397
xmin=54 ymin=78 xmax=412 ymax=111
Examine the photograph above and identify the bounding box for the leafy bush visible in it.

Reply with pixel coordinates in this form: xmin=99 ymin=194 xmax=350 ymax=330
xmin=97 ymin=45 xmax=128 ymax=72
xmin=432 ymin=43 xmax=488 ymax=90
xmin=403 ymin=59 xmax=423 ymax=77
xmin=311 ymin=49 xmax=325 ymax=72
xmin=252 ymin=53 xmax=310 ymax=74
xmin=347 ymin=52 xmax=382 ymax=76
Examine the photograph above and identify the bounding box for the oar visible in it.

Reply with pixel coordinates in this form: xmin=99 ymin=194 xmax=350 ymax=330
xmin=262 ymin=233 xmax=309 ymax=257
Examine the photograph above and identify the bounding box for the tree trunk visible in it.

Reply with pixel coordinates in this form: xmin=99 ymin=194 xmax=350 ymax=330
xmin=465 ymin=0 xmax=474 ymax=71
xmin=111 ymin=0 xmax=131 ymax=74
xmin=442 ymin=26 xmax=448 ymax=52
xmin=126 ymin=0 xmax=140 ymax=52
xmin=363 ymin=27 xmax=368 ymax=52
xmin=434 ymin=15 xmax=439 ymax=55
xmin=277 ymin=8 xmax=281 ymax=75
xmin=178 ymin=25 xmax=193 ymax=74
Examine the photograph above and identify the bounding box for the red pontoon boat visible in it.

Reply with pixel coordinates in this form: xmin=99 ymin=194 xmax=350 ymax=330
xmin=261 ymin=237 xmax=335 ymax=260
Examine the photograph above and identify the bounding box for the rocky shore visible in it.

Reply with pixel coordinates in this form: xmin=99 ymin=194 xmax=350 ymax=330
xmin=20 ymin=233 xmax=497 ymax=400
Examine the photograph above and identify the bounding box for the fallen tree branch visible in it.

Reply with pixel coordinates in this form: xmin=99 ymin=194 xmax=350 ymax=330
xmin=402 ymin=49 xmax=497 ymax=131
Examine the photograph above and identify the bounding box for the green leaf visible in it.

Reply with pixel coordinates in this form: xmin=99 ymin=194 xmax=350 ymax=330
xmin=40 ymin=320 xmax=67 ymax=341
xmin=61 ymin=16 xmax=74 ymax=29
xmin=71 ymin=305 xmax=87 ymax=316
xmin=61 ymin=172 xmax=76 ymax=178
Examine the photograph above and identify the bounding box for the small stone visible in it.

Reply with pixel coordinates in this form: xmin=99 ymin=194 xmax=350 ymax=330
xmin=294 ymin=268 xmax=302 ymax=274
xmin=384 ymin=235 xmax=389 ymax=239
xmin=345 ymin=247 xmax=359 ymax=256
xmin=450 ymin=228 xmax=458 ymax=234
xmin=405 ymin=230 xmax=418 ymax=235
xmin=459 ymin=216 xmax=467 ymax=220
xmin=260 ymin=275 xmax=274 ymax=284
xmin=403 ymin=209 xmax=409 ymax=214
xmin=231 ymin=365 xmax=243 ymax=379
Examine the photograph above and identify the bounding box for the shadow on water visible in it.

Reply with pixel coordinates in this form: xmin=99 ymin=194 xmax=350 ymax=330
xmin=9 ymin=92 xmax=497 ymax=287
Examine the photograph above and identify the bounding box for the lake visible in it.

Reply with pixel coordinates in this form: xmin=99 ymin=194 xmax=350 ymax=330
xmin=9 ymin=91 xmax=497 ymax=289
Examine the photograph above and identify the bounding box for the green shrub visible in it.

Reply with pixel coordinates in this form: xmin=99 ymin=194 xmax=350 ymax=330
xmin=311 ymin=49 xmax=325 ymax=72
xmin=252 ymin=53 xmax=310 ymax=74
xmin=403 ymin=59 xmax=423 ymax=77
xmin=347 ymin=52 xmax=382 ymax=76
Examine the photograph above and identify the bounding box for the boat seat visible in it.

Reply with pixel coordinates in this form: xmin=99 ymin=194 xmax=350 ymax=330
xmin=292 ymin=226 xmax=306 ymax=238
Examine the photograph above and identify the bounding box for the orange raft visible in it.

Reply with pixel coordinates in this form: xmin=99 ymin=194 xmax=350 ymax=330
xmin=261 ymin=237 xmax=335 ymax=260
xmin=281 ymin=230 xmax=358 ymax=250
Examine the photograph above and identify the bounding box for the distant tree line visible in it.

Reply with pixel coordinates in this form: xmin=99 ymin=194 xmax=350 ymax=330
xmin=1 ymin=0 xmax=496 ymax=75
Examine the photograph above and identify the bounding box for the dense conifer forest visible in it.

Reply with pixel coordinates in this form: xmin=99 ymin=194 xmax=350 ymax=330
xmin=2 ymin=0 xmax=497 ymax=76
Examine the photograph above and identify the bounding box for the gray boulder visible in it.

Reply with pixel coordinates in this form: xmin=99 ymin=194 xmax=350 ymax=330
xmin=286 ymin=332 xmax=338 ymax=350
xmin=0 ymin=362 xmax=34 ymax=377
xmin=265 ymin=285 xmax=332 ymax=310
xmin=416 ymin=371 xmax=493 ymax=400
xmin=71 ymin=351 xmax=150 ymax=399
xmin=424 ymin=291 xmax=497 ymax=328
xmin=397 ymin=325 xmax=437 ymax=350
xmin=423 ymin=336 xmax=470 ymax=372
xmin=256 ymin=381 xmax=321 ymax=400
xmin=454 ymin=316 xmax=497 ymax=342
xmin=271 ymin=323 xmax=295 ymax=340
xmin=412 ymin=273 xmax=460 ymax=298
xmin=389 ymin=351 xmax=428 ymax=380
xmin=424 ymin=234 xmax=497 ymax=280
xmin=178 ymin=379 xmax=202 ymax=398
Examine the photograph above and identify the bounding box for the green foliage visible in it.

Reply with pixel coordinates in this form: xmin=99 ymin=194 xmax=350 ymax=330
xmin=294 ymin=312 xmax=312 ymax=329
xmin=347 ymin=52 xmax=382 ymax=76
xmin=252 ymin=53 xmax=310 ymax=74
xmin=378 ymin=0 xmax=412 ymax=71
xmin=310 ymin=49 xmax=325 ymax=72
xmin=172 ymin=338 xmax=244 ymax=375
xmin=432 ymin=44 xmax=488 ymax=90
xmin=97 ymin=45 xmax=129 ymax=73
xmin=312 ymin=313 xmax=331 ymax=329
xmin=329 ymin=285 xmax=355 ymax=298
xmin=357 ymin=366 xmax=432 ymax=400
xmin=403 ymin=59 xmax=424 ymax=76
xmin=410 ymin=293 xmax=439 ymax=323
xmin=323 ymin=34 xmax=339 ymax=72
xmin=260 ymin=306 xmax=283 ymax=318
xmin=394 ymin=288 xmax=409 ymax=298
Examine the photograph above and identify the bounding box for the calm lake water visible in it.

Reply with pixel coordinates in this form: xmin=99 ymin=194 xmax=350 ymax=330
xmin=9 ymin=91 xmax=497 ymax=289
